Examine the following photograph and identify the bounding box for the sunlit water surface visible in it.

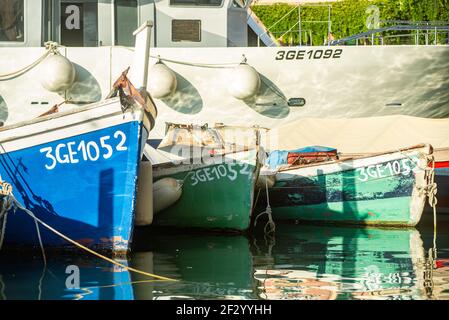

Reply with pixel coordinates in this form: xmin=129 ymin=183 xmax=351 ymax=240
xmin=1 ymin=215 xmax=448 ymax=300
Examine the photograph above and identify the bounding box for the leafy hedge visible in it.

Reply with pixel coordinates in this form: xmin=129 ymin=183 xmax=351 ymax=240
xmin=251 ymin=0 xmax=449 ymax=45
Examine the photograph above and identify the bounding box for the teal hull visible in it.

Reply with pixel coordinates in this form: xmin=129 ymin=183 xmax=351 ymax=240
xmin=267 ymin=151 xmax=429 ymax=226
xmin=272 ymin=196 xmax=415 ymax=225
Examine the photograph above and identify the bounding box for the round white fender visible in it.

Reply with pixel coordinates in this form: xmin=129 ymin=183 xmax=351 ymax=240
xmin=228 ymin=63 xmax=261 ymax=100
xmin=147 ymin=62 xmax=177 ymax=99
xmin=153 ymin=177 xmax=183 ymax=214
xmin=135 ymin=161 xmax=154 ymax=226
xmin=39 ymin=54 xmax=76 ymax=92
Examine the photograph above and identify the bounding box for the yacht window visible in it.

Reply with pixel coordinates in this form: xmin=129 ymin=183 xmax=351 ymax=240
xmin=0 ymin=0 xmax=24 ymax=42
xmin=170 ymin=0 xmax=223 ymax=7
xmin=232 ymin=0 xmax=247 ymax=8
xmin=60 ymin=1 xmax=98 ymax=46
xmin=172 ymin=19 xmax=201 ymax=42
xmin=115 ymin=0 xmax=138 ymax=46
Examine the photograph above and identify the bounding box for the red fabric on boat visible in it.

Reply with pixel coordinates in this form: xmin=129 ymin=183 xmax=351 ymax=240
xmin=435 ymin=161 xmax=449 ymax=168
xmin=287 ymin=151 xmax=338 ymax=165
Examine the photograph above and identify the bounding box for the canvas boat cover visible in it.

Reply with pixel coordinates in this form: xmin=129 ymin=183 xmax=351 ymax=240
xmin=266 ymin=115 xmax=449 ymax=162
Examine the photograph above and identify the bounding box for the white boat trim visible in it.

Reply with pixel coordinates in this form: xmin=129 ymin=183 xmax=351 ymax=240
xmin=0 ymin=97 xmax=149 ymax=154
xmin=275 ymin=145 xmax=431 ymax=181
xmin=153 ymin=148 xmax=259 ymax=178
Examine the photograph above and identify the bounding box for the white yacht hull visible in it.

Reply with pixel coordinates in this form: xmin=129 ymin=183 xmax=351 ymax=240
xmin=0 ymin=45 xmax=448 ymax=140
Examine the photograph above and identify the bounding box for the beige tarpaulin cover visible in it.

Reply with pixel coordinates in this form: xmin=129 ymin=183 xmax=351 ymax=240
xmin=265 ymin=115 xmax=449 ymax=161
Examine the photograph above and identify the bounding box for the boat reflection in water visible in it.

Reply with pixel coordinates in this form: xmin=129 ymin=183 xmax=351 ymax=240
xmin=253 ymin=225 xmax=444 ymax=300
xmin=0 ymin=232 xmax=256 ymax=300
xmin=1 ymin=225 xmax=449 ymax=300
xmin=131 ymin=231 xmax=256 ymax=300
xmin=0 ymin=251 xmax=135 ymax=300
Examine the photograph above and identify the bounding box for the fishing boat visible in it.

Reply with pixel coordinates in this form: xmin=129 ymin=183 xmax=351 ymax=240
xmin=267 ymin=116 xmax=449 ymax=217
xmin=0 ymin=21 xmax=157 ymax=254
xmin=143 ymin=123 xmax=263 ymax=231
xmin=259 ymin=144 xmax=434 ymax=227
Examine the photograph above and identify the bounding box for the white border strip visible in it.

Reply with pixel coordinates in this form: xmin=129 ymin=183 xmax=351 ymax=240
xmin=276 ymin=149 xmax=426 ymax=180
xmin=0 ymin=98 xmax=145 ymax=153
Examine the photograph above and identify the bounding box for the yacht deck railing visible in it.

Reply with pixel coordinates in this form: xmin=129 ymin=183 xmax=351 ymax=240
xmin=254 ymin=1 xmax=449 ymax=47
xmin=330 ymin=22 xmax=449 ymax=46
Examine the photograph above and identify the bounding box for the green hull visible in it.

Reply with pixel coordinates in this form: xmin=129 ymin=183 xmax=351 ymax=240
xmin=153 ymin=150 xmax=260 ymax=230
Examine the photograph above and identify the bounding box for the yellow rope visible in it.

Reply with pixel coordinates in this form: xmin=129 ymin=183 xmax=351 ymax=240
xmin=9 ymin=196 xmax=177 ymax=282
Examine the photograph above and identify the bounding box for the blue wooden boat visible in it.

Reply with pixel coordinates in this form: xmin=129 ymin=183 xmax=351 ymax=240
xmin=0 ymin=22 xmax=157 ymax=254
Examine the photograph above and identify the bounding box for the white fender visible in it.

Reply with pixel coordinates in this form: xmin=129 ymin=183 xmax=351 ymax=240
xmin=153 ymin=177 xmax=183 ymax=213
xmin=228 ymin=63 xmax=261 ymax=100
xmin=147 ymin=62 xmax=177 ymax=99
xmin=39 ymin=54 xmax=76 ymax=92
xmin=135 ymin=161 xmax=154 ymax=226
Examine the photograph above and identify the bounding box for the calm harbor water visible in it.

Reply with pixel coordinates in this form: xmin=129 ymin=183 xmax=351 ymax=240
xmin=0 ymin=215 xmax=448 ymax=300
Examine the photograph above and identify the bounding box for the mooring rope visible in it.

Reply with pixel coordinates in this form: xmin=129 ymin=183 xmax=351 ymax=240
xmin=0 ymin=207 xmax=7 ymax=251
xmin=426 ymin=156 xmax=438 ymax=262
xmin=150 ymin=55 xmax=240 ymax=69
xmin=417 ymin=155 xmax=438 ymax=299
xmin=37 ymin=265 xmax=46 ymax=301
xmin=0 ymin=275 xmax=5 ymax=300
xmin=424 ymin=247 xmax=436 ymax=299
xmin=0 ymin=191 xmax=177 ymax=282
xmin=0 ymin=42 xmax=60 ymax=80
xmin=0 ymin=188 xmax=13 ymax=251
xmin=254 ymin=176 xmax=276 ymax=238
xmin=32 ymin=209 xmax=47 ymax=267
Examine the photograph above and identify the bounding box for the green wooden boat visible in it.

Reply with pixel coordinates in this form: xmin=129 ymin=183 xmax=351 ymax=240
xmin=261 ymin=144 xmax=434 ymax=227
xmin=148 ymin=123 xmax=263 ymax=231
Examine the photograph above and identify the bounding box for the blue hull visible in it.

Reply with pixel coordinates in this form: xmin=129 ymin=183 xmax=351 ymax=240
xmin=1 ymin=121 xmax=147 ymax=253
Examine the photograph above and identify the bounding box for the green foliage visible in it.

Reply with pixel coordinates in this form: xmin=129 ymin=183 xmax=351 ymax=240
xmin=252 ymin=0 xmax=449 ymax=46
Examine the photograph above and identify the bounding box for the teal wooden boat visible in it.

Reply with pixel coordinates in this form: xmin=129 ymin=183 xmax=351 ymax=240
xmin=262 ymin=144 xmax=434 ymax=227
xmin=146 ymin=124 xmax=263 ymax=231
